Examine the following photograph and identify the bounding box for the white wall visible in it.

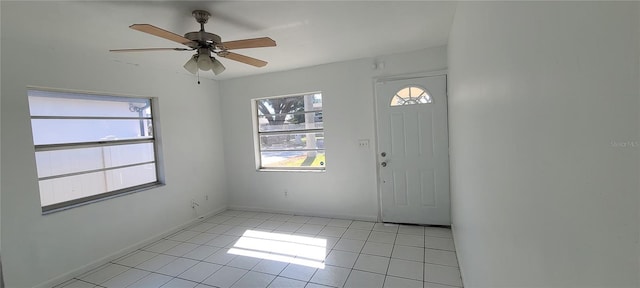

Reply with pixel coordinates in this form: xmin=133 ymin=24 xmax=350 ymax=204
xmin=1 ymin=3 xmax=227 ymax=287
xmin=0 ymin=2 xmax=3 ymax=286
xmin=0 ymin=1 xmax=3 ymax=285
xmin=448 ymin=2 xmax=639 ymax=287
xmin=220 ymin=47 xmax=447 ymax=220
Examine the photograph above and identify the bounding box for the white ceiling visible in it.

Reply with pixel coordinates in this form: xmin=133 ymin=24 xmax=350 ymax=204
xmin=3 ymin=1 xmax=457 ymax=80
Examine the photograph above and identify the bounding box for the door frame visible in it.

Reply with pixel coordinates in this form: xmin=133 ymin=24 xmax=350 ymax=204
xmin=372 ymin=70 xmax=449 ymax=223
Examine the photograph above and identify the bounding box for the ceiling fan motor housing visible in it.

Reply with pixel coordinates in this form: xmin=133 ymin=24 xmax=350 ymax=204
xmin=184 ymin=31 xmax=222 ymax=46
xmin=185 ymin=10 xmax=221 ymax=48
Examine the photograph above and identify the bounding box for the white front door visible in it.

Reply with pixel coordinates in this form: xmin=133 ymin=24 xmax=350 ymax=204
xmin=376 ymin=75 xmax=450 ymax=225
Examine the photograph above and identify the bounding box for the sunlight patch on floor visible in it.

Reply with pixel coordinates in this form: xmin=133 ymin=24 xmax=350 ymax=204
xmin=227 ymin=229 xmax=326 ymax=269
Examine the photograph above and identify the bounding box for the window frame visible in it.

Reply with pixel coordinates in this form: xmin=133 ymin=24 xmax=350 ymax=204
xmin=27 ymin=87 xmax=164 ymax=214
xmin=252 ymin=92 xmax=326 ymax=172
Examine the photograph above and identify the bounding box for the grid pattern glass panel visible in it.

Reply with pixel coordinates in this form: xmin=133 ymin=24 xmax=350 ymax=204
xmin=28 ymin=89 xmax=161 ymax=212
xmin=390 ymin=86 xmax=433 ymax=106
xmin=255 ymin=93 xmax=325 ymax=170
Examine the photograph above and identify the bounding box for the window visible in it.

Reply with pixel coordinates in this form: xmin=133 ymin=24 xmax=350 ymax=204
xmin=390 ymin=86 xmax=433 ymax=106
xmin=28 ymin=89 xmax=162 ymax=213
xmin=255 ymin=93 xmax=325 ymax=170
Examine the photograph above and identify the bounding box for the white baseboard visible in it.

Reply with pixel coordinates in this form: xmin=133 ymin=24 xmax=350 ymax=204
xmin=227 ymin=205 xmax=378 ymax=222
xmin=38 ymin=206 xmax=227 ymax=288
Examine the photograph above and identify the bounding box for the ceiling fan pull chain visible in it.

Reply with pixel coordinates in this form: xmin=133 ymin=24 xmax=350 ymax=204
xmin=197 ymin=70 xmax=201 ymax=85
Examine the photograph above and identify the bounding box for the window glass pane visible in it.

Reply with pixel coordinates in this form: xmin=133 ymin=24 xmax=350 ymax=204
xmin=35 ymin=143 xmax=155 ymax=178
xmin=38 ymin=163 xmax=156 ymax=207
xmin=260 ymin=132 xmax=325 ymax=150
xmin=39 ymin=171 xmax=108 ymax=206
xmin=105 ymin=163 xmax=157 ymax=192
xmin=31 ymin=119 xmax=153 ymax=145
xmin=261 ymin=151 xmax=326 ymax=168
xmin=257 ymin=93 xmax=322 ymax=116
xmin=28 ymin=90 xmax=151 ymax=118
xmin=258 ymin=112 xmax=323 ymax=132
xmin=104 ymin=143 xmax=155 ymax=167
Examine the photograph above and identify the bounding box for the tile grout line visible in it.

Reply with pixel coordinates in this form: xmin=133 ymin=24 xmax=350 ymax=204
xmin=305 ymin=220 xmax=346 ymax=287
xmin=336 ymin=222 xmax=372 ymax=287
xmin=423 ymin=225 xmax=427 ymax=286
xmin=381 ymin=224 xmax=399 ymax=288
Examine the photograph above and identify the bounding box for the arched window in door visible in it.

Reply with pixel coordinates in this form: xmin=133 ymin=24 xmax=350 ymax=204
xmin=390 ymin=86 xmax=433 ymax=106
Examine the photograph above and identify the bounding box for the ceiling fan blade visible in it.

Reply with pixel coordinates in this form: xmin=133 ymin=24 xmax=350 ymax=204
xmin=221 ymin=37 xmax=276 ymax=50
xmin=130 ymin=24 xmax=195 ymax=46
xmin=110 ymin=48 xmax=192 ymax=52
xmin=217 ymin=51 xmax=268 ymax=67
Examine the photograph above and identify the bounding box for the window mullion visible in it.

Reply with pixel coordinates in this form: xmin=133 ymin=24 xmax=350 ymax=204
xmin=35 ymin=138 xmax=155 ymax=152
xmin=258 ymin=110 xmax=320 ymax=117
xmin=31 ymin=116 xmax=152 ymax=120
xmin=258 ymin=129 xmax=324 ymax=136
xmin=260 ymin=148 xmax=324 ymax=152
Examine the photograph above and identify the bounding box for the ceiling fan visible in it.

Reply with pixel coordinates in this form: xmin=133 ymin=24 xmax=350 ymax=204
xmin=110 ymin=10 xmax=276 ymax=76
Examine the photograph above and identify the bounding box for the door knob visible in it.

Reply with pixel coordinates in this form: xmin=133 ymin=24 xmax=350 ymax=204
xmin=381 ymin=152 xmax=387 ymax=157
xmin=381 ymin=162 xmax=387 ymax=167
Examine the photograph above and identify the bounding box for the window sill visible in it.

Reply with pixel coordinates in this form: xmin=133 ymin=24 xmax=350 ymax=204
xmin=257 ymin=168 xmax=326 ymax=173
xmin=41 ymin=182 xmax=165 ymax=215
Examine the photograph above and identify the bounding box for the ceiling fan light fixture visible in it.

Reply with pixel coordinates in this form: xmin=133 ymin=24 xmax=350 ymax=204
xmin=183 ymin=55 xmax=198 ymax=74
xmin=196 ymin=48 xmax=213 ymax=71
xmin=212 ymin=57 xmax=226 ymax=75
xmin=197 ymin=55 xmax=213 ymax=71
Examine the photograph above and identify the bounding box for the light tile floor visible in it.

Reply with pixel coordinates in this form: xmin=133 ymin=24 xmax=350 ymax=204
xmin=56 ymin=210 xmax=462 ymax=288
